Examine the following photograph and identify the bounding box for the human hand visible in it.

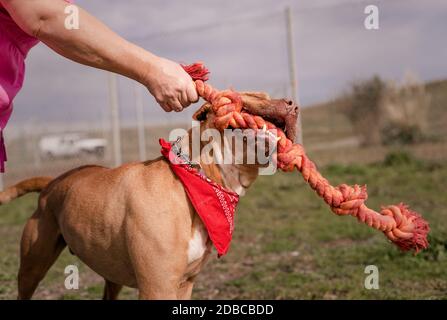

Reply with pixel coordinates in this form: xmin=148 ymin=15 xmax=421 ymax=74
xmin=144 ymin=56 xmax=199 ymax=112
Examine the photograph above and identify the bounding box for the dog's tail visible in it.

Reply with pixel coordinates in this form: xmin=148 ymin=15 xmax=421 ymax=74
xmin=0 ymin=177 xmax=53 ymax=205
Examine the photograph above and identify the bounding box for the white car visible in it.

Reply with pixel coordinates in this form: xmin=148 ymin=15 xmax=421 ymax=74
xmin=39 ymin=134 xmax=107 ymax=159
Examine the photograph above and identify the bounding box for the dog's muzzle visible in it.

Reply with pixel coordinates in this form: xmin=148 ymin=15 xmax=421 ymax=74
xmin=240 ymin=97 xmax=299 ymax=142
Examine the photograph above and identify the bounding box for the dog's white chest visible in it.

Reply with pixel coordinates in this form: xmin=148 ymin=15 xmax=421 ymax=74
xmin=188 ymin=221 xmax=209 ymax=264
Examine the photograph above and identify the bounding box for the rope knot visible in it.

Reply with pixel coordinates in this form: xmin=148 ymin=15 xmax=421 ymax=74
xmin=381 ymin=203 xmax=430 ymax=253
xmin=332 ymin=184 xmax=367 ymax=216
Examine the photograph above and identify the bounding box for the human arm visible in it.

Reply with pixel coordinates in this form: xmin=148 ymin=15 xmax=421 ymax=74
xmin=0 ymin=0 xmax=198 ymax=112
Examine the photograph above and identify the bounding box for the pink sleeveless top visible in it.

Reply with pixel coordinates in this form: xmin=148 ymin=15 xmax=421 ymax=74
xmin=0 ymin=4 xmax=39 ymax=172
xmin=0 ymin=1 xmax=73 ymax=172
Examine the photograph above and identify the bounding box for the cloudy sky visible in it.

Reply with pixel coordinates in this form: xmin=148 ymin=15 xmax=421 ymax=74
xmin=9 ymin=0 xmax=447 ymax=130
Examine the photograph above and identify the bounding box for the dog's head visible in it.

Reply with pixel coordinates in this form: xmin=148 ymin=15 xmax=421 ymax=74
xmin=189 ymin=92 xmax=299 ymax=195
xmin=193 ymin=92 xmax=299 ymax=142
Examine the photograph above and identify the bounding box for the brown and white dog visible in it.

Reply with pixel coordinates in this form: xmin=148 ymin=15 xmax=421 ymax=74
xmin=0 ymin=93 xmax=298 ymax=300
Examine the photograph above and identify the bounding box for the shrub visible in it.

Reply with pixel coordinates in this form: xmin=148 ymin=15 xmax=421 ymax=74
xmin=380 ymin=74 xmax=430 ymax=145
xmin=380 ymin=124 xmax=424 ymax=145
xmin=382 ymin=150 xmax=420 ymax=167
xmin=343 ymin=76 xmax=384 ymax=146
xmin=343 ymin=74 xmax=430 ymax=146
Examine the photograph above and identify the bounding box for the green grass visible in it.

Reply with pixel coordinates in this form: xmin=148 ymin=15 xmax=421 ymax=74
xmin=192 ymin=155 xmax=447 ymax=299
xmin=1 ymin=152 xmax=446 ymax=299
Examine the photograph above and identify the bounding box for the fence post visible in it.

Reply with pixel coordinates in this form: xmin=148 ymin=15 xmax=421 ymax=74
xmin=134 ymin=84 xmax=147 ymax=161
xmin=108 ymin=73 xmax=122 ymax=167
xmin=285 ymin=6 xmax=303 ymax=145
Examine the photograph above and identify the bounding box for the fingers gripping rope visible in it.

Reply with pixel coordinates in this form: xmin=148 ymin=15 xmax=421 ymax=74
xmin=182 ymin=63 xmax=430 ymax=253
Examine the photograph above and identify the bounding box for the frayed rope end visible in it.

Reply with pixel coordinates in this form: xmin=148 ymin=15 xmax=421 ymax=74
xmin=384 ymin=203 xmax=430 ymax=254
xmin=182 ymin=62 xmax=210 ymax=82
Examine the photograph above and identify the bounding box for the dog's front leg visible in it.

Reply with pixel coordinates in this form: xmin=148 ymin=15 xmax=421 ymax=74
xmin=138 ymin=284 xmax=177 ymax=300
xmin=130 ymin=246 xmax=185 ymax=299
xmin=102 ymin=279 xmax=123 ymax=300
xmin=177 ymin=279 xmax=195 ymax=300
xmin=129 ymin=239 xmax=185 ymax=299
xmin=125 ymin=213 xmax=189 ymax=299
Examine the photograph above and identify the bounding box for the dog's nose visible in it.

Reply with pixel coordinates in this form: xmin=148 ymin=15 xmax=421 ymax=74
xmin=281 ymin=99 xmax=299 ymax=143
xmin=284 ymin=100 xmax=299 ymax=115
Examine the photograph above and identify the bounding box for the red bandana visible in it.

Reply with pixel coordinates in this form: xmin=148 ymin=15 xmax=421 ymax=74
xmin=159 ymin=139 xmax=239 ymax=257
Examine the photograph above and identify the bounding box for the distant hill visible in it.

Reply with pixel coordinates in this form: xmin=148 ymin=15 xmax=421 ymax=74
xmin=301 ymin=79 xmax=447 ymax=144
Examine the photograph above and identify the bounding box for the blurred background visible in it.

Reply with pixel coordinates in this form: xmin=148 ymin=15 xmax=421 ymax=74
xmin=1 ymin=0 xmax=446 ymax=299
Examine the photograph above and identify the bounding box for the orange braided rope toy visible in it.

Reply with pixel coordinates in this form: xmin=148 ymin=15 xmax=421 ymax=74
xmin=182 ymin=63 xmax=429 ymax=253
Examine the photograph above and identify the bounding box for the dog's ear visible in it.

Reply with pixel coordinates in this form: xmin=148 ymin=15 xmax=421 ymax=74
xmin=192 ymin=102 xmax=212 ymax=121
xmin=240 ymin=92 xmax=271 ymax=100
xmin=239 ymin=92 xmax=272 ymax=111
